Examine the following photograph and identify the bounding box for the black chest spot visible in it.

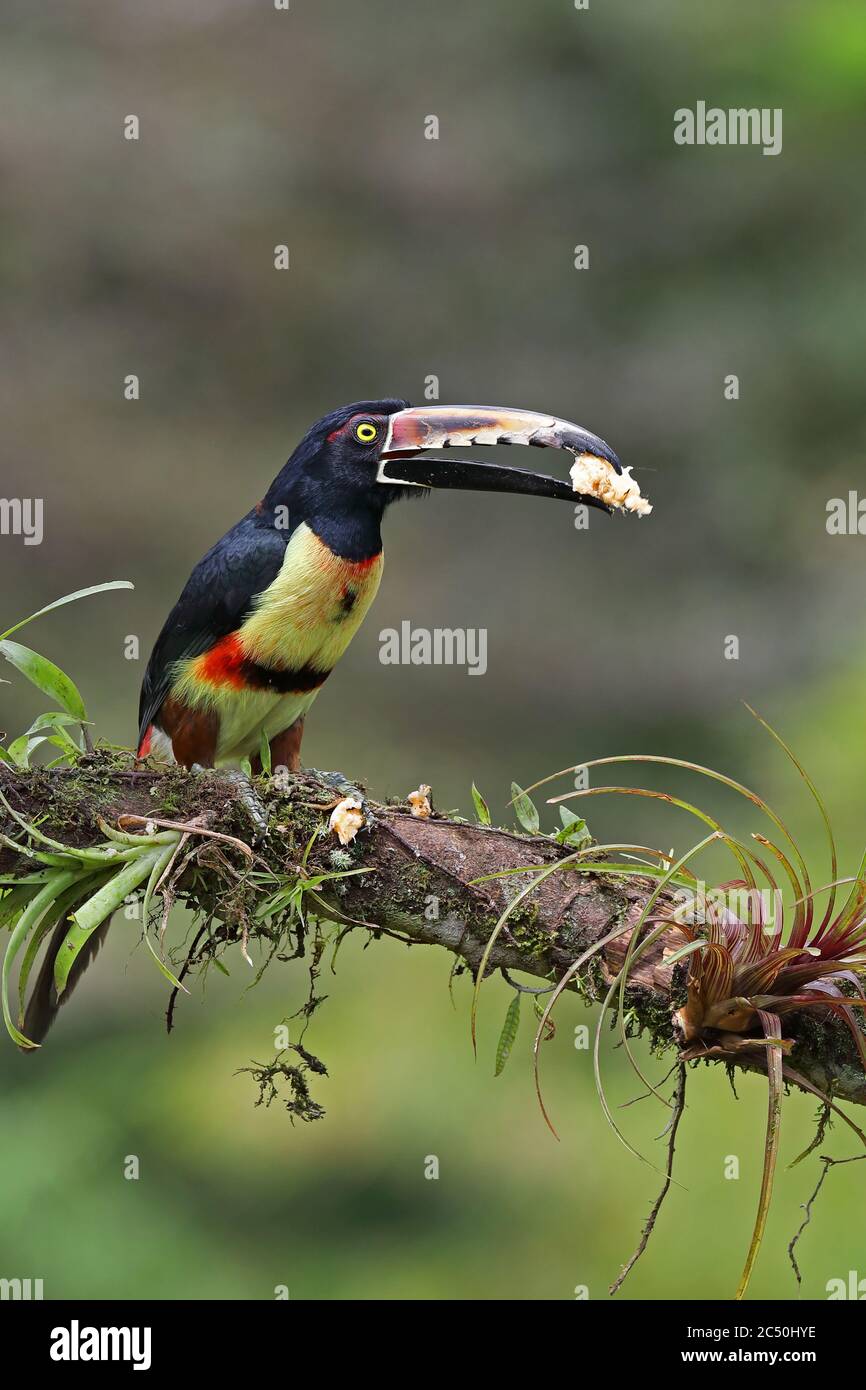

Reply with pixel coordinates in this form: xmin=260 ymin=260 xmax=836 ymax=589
xmin=337 ymin=587 xmax=358 ymax=620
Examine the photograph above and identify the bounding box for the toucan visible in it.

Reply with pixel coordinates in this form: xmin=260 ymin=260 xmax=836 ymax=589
xmin=22 ymin=400 xmax=621 ymax=1044
xmin=136 ymin=400 xmax=622 ymax=772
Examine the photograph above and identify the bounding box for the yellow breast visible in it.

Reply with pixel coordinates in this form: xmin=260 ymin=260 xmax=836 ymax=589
xmin=239 ymin=522 xmax=384 ymax=673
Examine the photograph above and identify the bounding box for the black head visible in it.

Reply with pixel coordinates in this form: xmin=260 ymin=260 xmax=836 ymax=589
xmin=264 ymin=399 xmax=410 ymax=512
xmin=261 ymin=398 xmax=624 ymax=559
xmin=261 ymin=398 xmax=414 ymax=559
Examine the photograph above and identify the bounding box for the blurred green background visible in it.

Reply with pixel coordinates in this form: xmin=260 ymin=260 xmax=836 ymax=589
xmin=1 ymin=0 xmax=865 ymax=1299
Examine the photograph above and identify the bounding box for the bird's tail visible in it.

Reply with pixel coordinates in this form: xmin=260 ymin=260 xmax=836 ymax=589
xmin=20 ymin=909 xmax=111 ymax=1048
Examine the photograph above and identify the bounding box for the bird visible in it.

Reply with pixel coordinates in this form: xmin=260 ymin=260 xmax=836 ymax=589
xmin=135 ymin=399 xmax=622 ymax=773
xmin=23 ymin=398 xmax=623 ymax=1044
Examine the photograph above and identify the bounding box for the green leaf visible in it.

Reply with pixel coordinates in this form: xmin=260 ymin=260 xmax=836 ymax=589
xmin=5 ymin=735 xmax=44 ymax=769
xmin=555 ymin=806 xmax=592 ymax=848
xmin=0 ymin=884 xmax=42 ymax=929
xmin=0 ymin=641 xmax=87 ymax=721
xmin=259 ymin=727 xmax=272 ymax=775
xmin=495 ymin=992 xmax=521 ymax=1076
xmin=25 ymin=711 xmax=86 ymax=738
xmin=0 ymin=872 xmax=56 ymax=885
xmin=240 ymin=757 xmax=253 ymax=778
xmin=55 ymin=849 xmax=163 ymax=996
xmin=6 ymin=728 xmax=78 ymax=770
xmin=17 ymin=876 xmax=104 ymax=1024
xmin=510 ymin=782 xmax=540 ymax=835
xmin=0 ymin=581 xmax=133 ymax=643
xmin=46 ymin=728 xmax=84 ymax=762
xmin=3 ymin=868 xmax=81 ymax=1047
xmin=471 ymin=782 xmax=492 ymax=826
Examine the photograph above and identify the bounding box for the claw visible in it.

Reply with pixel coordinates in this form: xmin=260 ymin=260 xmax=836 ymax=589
xmin=221 ymin=769 xmax=269 ymax=845
xmin=308 ymin=768 xmax=364 ymax=798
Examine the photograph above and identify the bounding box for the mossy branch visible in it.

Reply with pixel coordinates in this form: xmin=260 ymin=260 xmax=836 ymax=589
xmin=1 ymin=755 xmax=864 ymax=1107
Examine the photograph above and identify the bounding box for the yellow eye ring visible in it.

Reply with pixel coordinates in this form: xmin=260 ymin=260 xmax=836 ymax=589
xmin=355 ymin=422 xmax=378 ymax=443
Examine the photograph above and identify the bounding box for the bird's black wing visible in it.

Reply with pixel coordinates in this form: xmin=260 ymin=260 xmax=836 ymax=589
xmin=138 ymin=509 xmax=291 ymax=746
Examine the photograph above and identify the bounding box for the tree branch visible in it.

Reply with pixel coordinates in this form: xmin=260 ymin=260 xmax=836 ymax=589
xmin=1 ymin=756 xmax=864 ymax=1107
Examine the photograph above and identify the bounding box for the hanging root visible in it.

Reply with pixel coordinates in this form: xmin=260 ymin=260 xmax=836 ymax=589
xmin=787 ymin=1152 xmax=866 ymax=1288
xmin=609 ymin=1063 xmax=688 ymax=1296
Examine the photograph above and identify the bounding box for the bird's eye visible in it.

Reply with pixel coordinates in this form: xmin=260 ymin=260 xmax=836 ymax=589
xmin=355 ymin=422 xmax=378 ymax=444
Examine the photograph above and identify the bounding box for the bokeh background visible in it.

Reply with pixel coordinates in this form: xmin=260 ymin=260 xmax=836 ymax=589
xmin=1 ymin=0 xmax=865 ymax=1300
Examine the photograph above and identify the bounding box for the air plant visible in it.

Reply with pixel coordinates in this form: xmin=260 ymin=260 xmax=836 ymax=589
xmin=473 ymin=708 xmax=866 ymax=1298
xmin=0 ymin=583 xmax=194 ymax=1046
xmin=0 ymin=803 xmax=188 ymax=1048
xmin=656 ymin=818 xmax=866 ymax=1296
xmin=670 ymin=872 xmax=866 ymax=1070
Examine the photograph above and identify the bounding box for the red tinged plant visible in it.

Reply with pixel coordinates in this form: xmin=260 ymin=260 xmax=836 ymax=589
xmin=486 ymin=707 xmax=866 ymax=1299
xmin=671 ymin=869 xmax=866 ymax=1069
xmin=660 ymin=860 xmax=866 ymax=1298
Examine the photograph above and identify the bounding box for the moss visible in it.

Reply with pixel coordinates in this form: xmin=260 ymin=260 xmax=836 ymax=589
xmin=506 ymin=901 xmax=550 ymax=959
xmin=636 ymin=989 xmax=678 ymax=1056
xmin=24 ymin=751 xmax=144 ymax=838
xmin=148 ymin=763 xmax=208 ymax=818
xmin=371 ymin=860 xmax=432 ymax=913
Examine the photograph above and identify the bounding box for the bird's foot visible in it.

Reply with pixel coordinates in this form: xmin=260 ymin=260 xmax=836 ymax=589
xmin=220 ymin=768 xmax=270 ymax=845
xmin=307 ymin=768 xmax=363 ymax=798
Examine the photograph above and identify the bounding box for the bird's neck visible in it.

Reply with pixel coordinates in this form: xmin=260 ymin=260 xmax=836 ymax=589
xmin=298 ymin=503 xmax=384 ymax=563
xmin=262 ymin=466 xmax=388 ymax=562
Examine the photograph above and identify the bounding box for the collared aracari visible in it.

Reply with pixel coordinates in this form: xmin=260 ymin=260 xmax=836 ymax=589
xmin=22 ymin=400 xmax=622 ymax=1044
xmin=136 ymin=399 xmax=622 ymax=772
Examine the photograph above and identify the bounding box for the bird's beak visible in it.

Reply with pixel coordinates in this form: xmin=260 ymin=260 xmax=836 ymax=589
xmin=377 ymin=404 xmax=622 ymax=512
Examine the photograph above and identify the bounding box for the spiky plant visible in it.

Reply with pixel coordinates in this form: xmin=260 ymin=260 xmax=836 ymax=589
xmin=471 ymin=709 xmax=866 ymax=1298
xmin=658 ymin=863 xmax=866 ymax=1295
xmin=670 ymin=873 xmax=866 ymax=1062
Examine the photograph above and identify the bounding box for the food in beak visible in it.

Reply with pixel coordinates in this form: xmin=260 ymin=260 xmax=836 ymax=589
xmin=569 ymin=453 xmax=652 ymax=516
